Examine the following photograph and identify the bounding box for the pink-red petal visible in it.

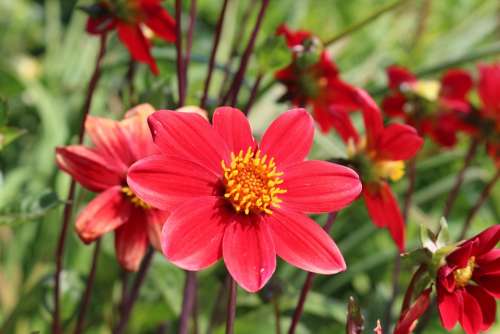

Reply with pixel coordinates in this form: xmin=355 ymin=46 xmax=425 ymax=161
xmin=394 ymin=288 xmax=431 ymax=334
xmin=386 ymin=65 xmax=416 ymax=89
xmin=281 ymin=160 xmax=361 ymax=213
xmin=260 ymin=109 xmax=314 ymax=168
xmin=75 ymin=186 xmax=131 ymax=243
xmin=116 ymin=22 xmax=158 ymax=75
xmin=145 ymin=209 xmax=170 ymax=250
xmin=265 ymin=208 xmax=346 ymax=274
xmin=376 ymin=123 xmax=423 ymax=161
xmin=466 ymin=285 xmax=497 ymax=331
xmin=223 ymin=217 xmax=276 ymax=292
xmin=161 ymin=197 xmax=228 ymax=271
xmin=114 ymin=207 xmax=149 ymax=271
xmin=212 ymin=107 xmax=256 ymax=154
xmin=437 ymin=286 xmax=461 ymax=330
xmin=459 ymin=289 xmax=483 ymax=334
xmin=127 ymin=155 xmax=220 ymax=211
xmin=140 ymin=1 xmax=176 ymax=42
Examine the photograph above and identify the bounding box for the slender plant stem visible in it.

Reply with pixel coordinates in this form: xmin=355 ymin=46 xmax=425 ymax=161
xmin=442 ymin=138 xmax=480 ymax=219
xmin=273 ymin=297 xmax=281 ymax=334
xmin=124 ymin=60 xmax=137 ymax=106
xmin=113 ymin=248 xmax=155 ymax=334
xmin=225 ymin=277 xmax=237 ymax=334
xmin=206 ymin=275 xmax=230 ymax=334
xmin=243 ymin=74 xmax=263 ymax=116
xmin=200 ymin=0 xmax=229 ymax=109
xmin=458 ymin=169 xmax=500 ymax=240
xmin=400 ymin=265 xmax=427 ymax=314
xmin=118 ymin=270 xmax=129 ymax=321
xmin=184 ymin=0 xmax=197 ymax=93
xmin=178 ymin=271 xmax=198 ymax=334
xmin=222 ymin=0 xmax=270 ymax=106
xmin=74 ymin=240 xmax=101 ymax=334
xmin=288 ymin=212 xmax=337 ymax=334
xmin=175 ymin=0 xmax=186 ymax=107
xmin=323 ymin=0 xmax=410 ymax=46
xmin=53 ymin=33 xmax=108 ymax=334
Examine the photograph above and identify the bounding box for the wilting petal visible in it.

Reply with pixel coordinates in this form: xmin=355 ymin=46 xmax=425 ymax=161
xmin=363 ymin=183 xmax=405 ymax=251
xmin=466 ymin=285 xmax=496 ymax=331
xmin=281 ymin=160 xmax=361 ymax=213
xmin=56 ymin=146 xmax=122 ymax=192
xmin=376 ymin=124 xmax=423 ymax=161
xmin=223 ymin=217 xmax=276 ymax=292
xmin=145 ymin=209 xmax=170 ymax=250
xmin=141 ymin=1 xmax=176 ymax=42
xmin=128 ymin=155 xmax=220 ymax=211
xmin=75 ymin=186 xmax=130 ymax=243
xmin=437 ymin=285 xmax=461 ymax=330
xmin=265 ymin=208 xmax=346 ymax=274
xmin=162 ymin=197 xmax=228 ymax=270
xmin=115 ymin=208 xmax=148 ymax=271
xmin=475 ymin=274 xmax=500 ymax=298
xmin=212 ymin=107 xmax=256 ymax=154
xmin=148 ymin=110 xmax=229 ymax=175
xmin=116 ymin=22 xmax=158 ymax=75
xmin=260 ymin=109 xmax=314 ymax=168
xmin=85 ymin=116 xmax=133 ymax=172
xmin=387 ymin=65 xmax=416 ymax=89
xmin=459 ymin=289 xmax=483 ymax=334
xmin=394 ymin=288 xmax=431 ymax=334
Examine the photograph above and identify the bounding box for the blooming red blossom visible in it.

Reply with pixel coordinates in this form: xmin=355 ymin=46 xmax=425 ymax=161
xmin=127 ymin=107 xmax=362 ymax=292
xmin=85 ymin=0 xmax=176 ymax=75
xmin=382 ymin=66 xmax=472 ymax=148
xmin=394 ymin=288 xmax=431 ymax=334
xmin=275 ymin=25 xmax=362 ymax=136
xmin=436 ymin=225 xmax=500 ymax=334
xmin=338 ymin=89 xmax=423 ymax=251
xmin=56 ymin=104 xmax=169 ymax=271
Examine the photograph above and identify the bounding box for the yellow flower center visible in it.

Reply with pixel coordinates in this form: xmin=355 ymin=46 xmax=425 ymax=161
xmin=453 ymin=257 xmax=475 ymax=288
xmin=221 ymin=148 xmax=286 ymax=215
xmin=121 ymin=186 xmax=151 ymax=209
xmin=411 ymin=80 xmax=441 ymax=101
xmin=374 ymin=160 xmax=405 ymax=182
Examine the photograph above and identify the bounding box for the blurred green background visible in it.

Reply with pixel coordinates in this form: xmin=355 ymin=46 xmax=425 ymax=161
xmin=0 ymin=0 xmax=499 ymax=333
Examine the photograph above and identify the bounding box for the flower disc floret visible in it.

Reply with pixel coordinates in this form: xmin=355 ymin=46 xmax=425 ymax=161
xmin=453 ymin=256 xmax=475 ymax=288
xmin=122 ymin=186 xmax=151 ymax=209
xmin=222 ymin=148 xmax=286 ymax=215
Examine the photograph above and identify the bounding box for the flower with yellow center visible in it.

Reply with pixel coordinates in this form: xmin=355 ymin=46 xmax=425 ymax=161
xmin=453 ymin=256 xmax=476 ymax=288
xmin=411 ymin=80 xmax=441 ymax=101
xmin=374 ymin=160 xmax=405 ymax=182
xmin=122 ymin=186 xmax=151 ymax=209
xmin=221 ymin=148 xmax=287 ymax=215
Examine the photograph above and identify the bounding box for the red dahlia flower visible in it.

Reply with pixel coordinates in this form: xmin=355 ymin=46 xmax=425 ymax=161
xmin=127 ymin=107 xmax=362 ymax=292
xmin=56 ymin=104 xmax=169 ymax=271
xmin=85 ymin=0 xmax=176 ymax=75
xmin=382 ymin=66 xmax=472 ymax=148
xmin=436 ymin=225 xmax=500 ymax=334
xmin=275 ymin=25 xmax=362 ymax=136
xmin=339 ymin=90 xmax=423 ymax=251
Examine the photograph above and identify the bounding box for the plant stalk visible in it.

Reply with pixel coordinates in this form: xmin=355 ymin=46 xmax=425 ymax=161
xmin=225 ymin=277 xmax=237 ymax=334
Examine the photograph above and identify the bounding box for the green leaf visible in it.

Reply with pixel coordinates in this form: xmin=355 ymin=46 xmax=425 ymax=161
xmin=436 ymin=218 xmax=450 ymax=248
xmin=402 ymin=248 xmax=433 ymax=267
xmin=255 ymin=36 xmax=292 ymax=73
xmin=0 ymin=99 xmax=7 ymax=126
xmin=0 ymin=126 xmax=26 ymax=150
xmin=0 ymin=190 xmax=61 ymax=226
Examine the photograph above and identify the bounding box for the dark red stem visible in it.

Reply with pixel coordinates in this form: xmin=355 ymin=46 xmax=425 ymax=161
xmin=243 ymin=74 xmax=263 ymax=116
xmin=225 ymin=277 xmax=237 ymax=334
xmin=200 ymin=0 xmax=229 ymax=109
xmin=113 ymin=248 xmax=155 ymax=334
xmin=52 ymin=33 xmax=107 ymax=334
xmin=288 ymin=212 xmax=337 ymax=334
xmin=175 ymin=0 xmax=186 ymax=107
xmin=400 ymin=264 xmax=427 ymax=314
xmin=184 ymin=0 xmax=197 ymax=94
xmin=442 ymin=138 xmax=480 ymax=219
xmin=74 ymin=239 xmax=101 ymax=334
xmin=178 ymin=271 xmax=198 ymax=334
xmin=458 ymin=169 xmax=500 ymax=240
xmin=222 ymin=0 xmax=270 ymax=106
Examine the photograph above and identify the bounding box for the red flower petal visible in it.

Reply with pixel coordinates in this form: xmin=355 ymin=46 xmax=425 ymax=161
xmin=466 ymin=285 xmax=497 ymax=331
xmin=478 ymin=63 xmax=500 ymax=117
xmin=475 ymin=274 xmax=500 ymax=298
xmin=475 ymin=249 xmax=500 ymax=276
xmin=265 ymin=208 xmax=346 ymax=274
xmin=472 ymin=224 xmax=500 ymax=256
xmin=459 ymin=289 xmax=483 ymax=334
xmin=386 ymin=65 xmax=416 ymax=89
xmin=140 ymin=0 xmax=176 ymax=42
xmin=148 ymin=110 xmax=229 ymax=175
xmin=212 ymin=107 xmax=256 ymax=154
xmin=114 ymin=207 xmax=149 ymax=271
xmin=281 ymin=160 xmax=361 ymax=213
xmin=437 ymin=285 xmax=461 ymax=330
xmin=260 ymin=109 xmax=314 ymax=168
xmin=75 ymin=186 xmax=131 ymax=243
xmin=381 ymin=93 xmax=407 ymax=118
xmin=394 ymin=288 xmax=431 ymax=334
xmin=116 ymin=22 xmax=158 ymax=75
xmin=324 ymin=106 xmax=360 ymax=143
xmin=85 ymin=115 xmax=134 ymax=172
xmin=161 ymin=197 xmax=228 ymax=270
xmin=120 ymin=104 xmax=158 ymax=160
xmin=127 ymin=155 xmax=220 ymax=211
xmin=363 ymin=183 xmax=405 ymax=251
xmin=56 ymin=146 xmax=122 ymax=192
xmin=376 ymin=123 xmax=423 ymax=161
xmin=440 ymin=69 xmax=473 ymax=104
xmin=145 ymin=209 xmax=170 ymax=250
xmin=356 ymin=88 xmax=384 ymax=149
xmin=223 ymin=217 xmax=276 ymax=292
xmin=86 ymin=15 xmax=116 ymax=35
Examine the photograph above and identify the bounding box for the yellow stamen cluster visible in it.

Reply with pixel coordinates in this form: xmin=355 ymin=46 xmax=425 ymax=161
xmin=374 ymin=160 xmax=405 ymax=182
xmin=221 ymin=148 xmax=286 ymax=215
xmin=121 ymin=186 xmax=151 ymax=209
xmin=454 ymin=256 xmax=476 ymax=288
